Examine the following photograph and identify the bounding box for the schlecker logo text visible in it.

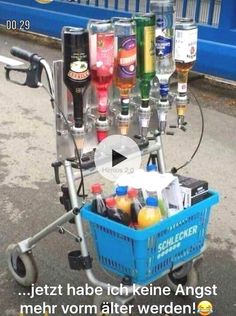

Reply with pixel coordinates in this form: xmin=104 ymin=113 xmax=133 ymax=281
xmin=35 ymin=0 xmax=53 ymax=4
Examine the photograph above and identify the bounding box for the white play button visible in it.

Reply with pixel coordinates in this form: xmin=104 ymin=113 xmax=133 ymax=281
xmin=94 ymin=135 xmax=142 ymax=182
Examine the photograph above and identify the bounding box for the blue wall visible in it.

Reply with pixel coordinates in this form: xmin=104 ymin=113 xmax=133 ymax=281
xmin=0 ymin=0 xmax=235 ymax=80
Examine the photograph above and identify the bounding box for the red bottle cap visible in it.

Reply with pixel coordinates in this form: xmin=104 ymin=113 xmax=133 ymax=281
xmin=105 ymin=197 xmax=116 ymax=208
xmin=128 ymin=188 xmax=138 ymax=199
xmin=91 ymin=183 xmax=102 ymax=194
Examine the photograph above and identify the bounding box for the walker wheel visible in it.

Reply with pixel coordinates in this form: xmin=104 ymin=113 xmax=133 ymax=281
xmin=6 ymin=244 xmax=38 ymax=287
xmin=166 ymin=263 xmax=199 ymax=295
xmin=94 ymin=294 xmax=130 ymax=316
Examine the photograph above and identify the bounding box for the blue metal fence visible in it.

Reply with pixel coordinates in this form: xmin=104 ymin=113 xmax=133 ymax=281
xmin=0 ymin=0 xmax=235 ymax=80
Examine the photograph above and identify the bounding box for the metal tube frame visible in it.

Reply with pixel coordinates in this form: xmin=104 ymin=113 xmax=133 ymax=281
xmin=12 ymin=58 xmax=167 ymax=298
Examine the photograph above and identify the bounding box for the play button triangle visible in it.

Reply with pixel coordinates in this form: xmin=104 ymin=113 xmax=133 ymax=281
xmin=112 ymin=150 xmax=127 ymax=167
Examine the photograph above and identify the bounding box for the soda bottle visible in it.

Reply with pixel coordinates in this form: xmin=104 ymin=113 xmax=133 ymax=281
xmin=105 ymin=197 xmax=130 ymax=226
xmin=145 ymin=173 xmax=168 ymax=218
xmin=138 ymin=197 xmax=162 ymax=229
xmin=128 ymin=188 xmax=142 ymax=224
xmin=130 ymin=170 xmax=146 ymax=206
xmin=115 ymin=186 xmax=131 ymax=215
xmin=146 ymin=163 xmax=158 ymax=172
xmin=91 ymin=183 xmax=107 ymax=216
xmin=62 ymin=27 xmax=91 ymax=129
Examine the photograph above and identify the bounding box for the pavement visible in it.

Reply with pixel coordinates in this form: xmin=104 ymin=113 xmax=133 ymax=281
xmin=0 ymin=30 xmax=236 ymax=316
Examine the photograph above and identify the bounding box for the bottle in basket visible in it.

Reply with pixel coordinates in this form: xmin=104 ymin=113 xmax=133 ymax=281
xmin=105 ymin=197 xmax=130 ymax=226
xmin=91 ymin=183 xmax=107 ymax=216
xmin=128 ymin=188 xmax=142 ymax=225
xmin=138 ymin=197 xmax=162 ymax=229
xmin=145 ymin=173 xmax=168 ymax=219
xmin=115 ymin=186 xmax=131 ymax=216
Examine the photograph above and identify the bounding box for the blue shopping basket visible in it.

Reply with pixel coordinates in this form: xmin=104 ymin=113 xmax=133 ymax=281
xmin=81 ymin=191 xmax=219 ymax=285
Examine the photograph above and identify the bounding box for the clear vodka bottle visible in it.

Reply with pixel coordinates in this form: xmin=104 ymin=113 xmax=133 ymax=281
xmin=150 ymin=0 xmax=176 ymax=101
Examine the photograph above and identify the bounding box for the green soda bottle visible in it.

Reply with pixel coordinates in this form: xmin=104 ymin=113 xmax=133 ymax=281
xmin=135 ymin=13 xmax=156 ymax=107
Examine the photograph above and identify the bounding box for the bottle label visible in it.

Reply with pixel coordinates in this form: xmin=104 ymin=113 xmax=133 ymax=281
xmin=178 ymin=83 xmax=187 ymax=93
xmin=157 ymin=17 xmax=168 ymax=28
xmin=175 ymin=28 xmax=198 ymax=63
xmin=160 ymin=83 xmax=169 ymax=97
xmin=68 ymin=52 xmax=90 ymax=81
xmin=117 ymin=35 xmax=137 ymax=79
xmin=97 ymin=33 xmax=114 ymax=67
xmin=144 ymin=26 xmax=155 ymax=73
xmin=156 ymin=35 xmax=172 ymax=57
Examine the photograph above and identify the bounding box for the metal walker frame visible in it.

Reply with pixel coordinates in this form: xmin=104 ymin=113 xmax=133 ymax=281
xmin=6 ymin=53 xmax=175 ymax=308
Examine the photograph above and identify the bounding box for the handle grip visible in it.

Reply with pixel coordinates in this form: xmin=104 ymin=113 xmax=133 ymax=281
xmin=6 ymin=47 xmax=44 ymax=88
xmin=10 ymin=47 xmax=35 ymax=62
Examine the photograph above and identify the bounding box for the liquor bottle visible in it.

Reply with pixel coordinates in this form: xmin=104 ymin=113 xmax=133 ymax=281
xmin=62 ymin=27 xmax=91 ymax=129
xmin=88 ymin=20 xmax=115 ymax=142
xmin=150 ymin=0 xmax=176 ymax=101
xmin=135 ymin=13 xmax=156 ymax=141
xmin=150 ymin=0 xmax=176 ymax=133
xmin=175 ymin=18 xmax=198 ymax=126
xmin=113 ymin=18 xmax=137 ymax=135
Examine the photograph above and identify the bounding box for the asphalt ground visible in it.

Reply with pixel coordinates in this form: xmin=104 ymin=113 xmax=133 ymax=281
xmin=0 ymin=30 xmax=236 ymax=316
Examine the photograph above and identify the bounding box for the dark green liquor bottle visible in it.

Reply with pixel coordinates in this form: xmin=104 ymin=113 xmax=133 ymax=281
xmin=135 ymin=14 xmax=156 ymax=143
xmin=135 ymin=13 xmax=156 ymax=108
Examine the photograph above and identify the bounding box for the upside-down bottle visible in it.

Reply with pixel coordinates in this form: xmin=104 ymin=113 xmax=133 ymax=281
xmin=113 ymin=18 xmax=137 ymax=135
xmin=62 ymin=26 xmax=91 ymax=142
xmin=88 ymin=20 xmax=115 ymax=142
xmin=150 ymin=0 xmax=176 ymax=133
xmin=135 ymin=13 xmax=156 ymax=142
xmin=175 ymin=18 xmax=198 ymax=127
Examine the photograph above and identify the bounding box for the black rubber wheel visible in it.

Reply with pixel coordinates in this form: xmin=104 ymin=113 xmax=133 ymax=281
xmin=6 ymin=244 xmax=38 ymax=287
xmin=166 ymin=265 xmax=199 ymax=295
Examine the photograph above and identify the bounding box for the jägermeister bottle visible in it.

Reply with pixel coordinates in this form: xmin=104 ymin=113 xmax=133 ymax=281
xmin=135 ymin=13 xmax=155 ymax=141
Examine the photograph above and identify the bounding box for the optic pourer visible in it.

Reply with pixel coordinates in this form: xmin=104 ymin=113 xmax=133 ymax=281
xmin=157 ymin=99 xmax=169 ymax=134
xmin=176 ymin=94 xmax=189 ymax=128
xmin=138 ymin=105 xmax=151 ymax=139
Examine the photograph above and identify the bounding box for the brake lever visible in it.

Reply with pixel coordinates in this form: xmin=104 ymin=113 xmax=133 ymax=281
xmin=5 ymin=58 xmax=43 ymax=88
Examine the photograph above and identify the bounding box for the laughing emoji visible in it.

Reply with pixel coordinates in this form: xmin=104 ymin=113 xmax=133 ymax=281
xmin=197 ymin=301 xmax=213 ymax=315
